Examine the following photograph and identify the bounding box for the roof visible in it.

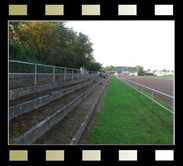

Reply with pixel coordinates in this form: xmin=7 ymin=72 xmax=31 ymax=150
xmin=118 ymin=68 xmax=136 ymax=72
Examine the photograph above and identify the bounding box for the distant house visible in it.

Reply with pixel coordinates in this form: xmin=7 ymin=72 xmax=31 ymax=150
xmin=118 ymin=68 xmax=138 ymax=76
xmin=154 ymin=70 xmax=174 ymax=76
xmin=154 ymin=70 xmax=163 ymax=76
xmin=105 ymin=71 xmax=118 ymax=76
xmin=146 ymin=70 xmax=153 ymax=73
xmin=167 ymin=70 xmax=174 ymax=75
xmin=153 ymin=70 xmax=158 ymax=73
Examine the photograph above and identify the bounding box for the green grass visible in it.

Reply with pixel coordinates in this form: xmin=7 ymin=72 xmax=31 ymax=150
xmin=145 ymin=75 xmax=173 ymax=80
xmin=88 ymin=77 xmax=173 ymax=145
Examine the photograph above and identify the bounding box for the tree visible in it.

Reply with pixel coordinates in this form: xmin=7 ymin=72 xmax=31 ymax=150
xmin=135 ymin=65 xmax=144 ymax=75
xmin=84 ymin=57 xmax=102 ymax=71
xmin=9 ymin=21 xmax=100 ymax=71
xmin=162 ymin=68 xmax=166 ymax=72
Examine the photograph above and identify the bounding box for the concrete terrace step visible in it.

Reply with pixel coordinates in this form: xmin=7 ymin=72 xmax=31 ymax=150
xmin=9 ymin=79 xmax=94 ymax=120
xmin=9 ymin=78 xmax=104 ymax=144
xmin=9 ymin=74 xmax=97 ymax=90
xmin=33 ymin=77 xmax=110 ymax=144
xmin=9 ymin=77 xmax=90 ymax=100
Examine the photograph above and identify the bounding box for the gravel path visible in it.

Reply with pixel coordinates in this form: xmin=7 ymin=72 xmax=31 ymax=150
xmin=33 ymin=77 xmax=109 ymax=144
xmin=9 ymin=82 xmax=97 ymax=144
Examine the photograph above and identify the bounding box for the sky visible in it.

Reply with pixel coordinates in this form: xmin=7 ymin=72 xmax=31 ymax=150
xmin=66 ymin=21 xmax=174 ymax=71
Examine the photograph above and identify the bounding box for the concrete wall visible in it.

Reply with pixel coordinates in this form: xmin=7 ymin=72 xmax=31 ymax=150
xmin=129 ymin=72 xmax=138 ymax=76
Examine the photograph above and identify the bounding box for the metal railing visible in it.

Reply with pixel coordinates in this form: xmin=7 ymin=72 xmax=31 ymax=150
xmin=117 ymin=77 xmax=174 ymax=126
xmin=9 ymin=60 xmax=98 ymax=85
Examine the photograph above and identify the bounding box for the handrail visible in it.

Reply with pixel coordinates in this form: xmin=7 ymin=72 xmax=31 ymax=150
xmin=117 ymin=77 xmax=174 ymax=126
xmin=9 ymin=60 xmax=79 ymax=71
xmin=9 ymin=60 xmax=98 ymax=85
xmin=121 ymin=77 xmax=173 ymax=99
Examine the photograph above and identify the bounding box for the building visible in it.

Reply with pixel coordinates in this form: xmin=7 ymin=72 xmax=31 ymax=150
xmin=146 ymin=70 xmax=153 ymax=74
xmin=118 ymin=68 xmax=138 ymax=76
xmin=154 ymin=70 xmax=174 ymax=76
xmin=105 ymin=71 xmax=118 ymax=76
xmin=167 ymin=70 xmax=174 ymax=75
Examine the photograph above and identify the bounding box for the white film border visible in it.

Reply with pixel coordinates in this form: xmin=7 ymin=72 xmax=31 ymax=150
xmin=7 ymin=1 xmax=175 ymax=164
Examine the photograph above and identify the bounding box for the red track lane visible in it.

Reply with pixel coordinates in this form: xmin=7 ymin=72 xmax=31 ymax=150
xmin=119 ymin=76 xmax=174 ymax=105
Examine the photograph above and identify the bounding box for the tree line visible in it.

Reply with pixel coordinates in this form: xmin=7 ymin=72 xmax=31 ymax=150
xmin=9 ymin=22 xmax=102 ymax=71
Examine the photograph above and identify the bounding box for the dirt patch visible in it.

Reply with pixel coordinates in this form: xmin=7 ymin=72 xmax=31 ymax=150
xmin=9 ymin=82 xmax=97 ymax=143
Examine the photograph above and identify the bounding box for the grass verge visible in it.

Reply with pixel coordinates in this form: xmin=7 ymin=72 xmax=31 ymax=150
xmin=145 ymin=76 xmax=173 ymax=80
xmin=88 ymin=77 xmax=173 ymax=145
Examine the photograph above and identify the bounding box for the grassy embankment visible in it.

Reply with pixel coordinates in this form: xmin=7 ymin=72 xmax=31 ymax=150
xmin=88 ymin=77 xmax=173 ymax=145
xmin=145 ymin=75 xmax=173 ymax=80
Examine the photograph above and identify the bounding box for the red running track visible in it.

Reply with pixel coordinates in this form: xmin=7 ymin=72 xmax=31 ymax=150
xmin=119 ymin=76 xmax=174 ymax=105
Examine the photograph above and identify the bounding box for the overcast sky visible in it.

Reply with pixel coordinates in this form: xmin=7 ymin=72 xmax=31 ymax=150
xmin=66 ymin=21 xmax=174 ymax=71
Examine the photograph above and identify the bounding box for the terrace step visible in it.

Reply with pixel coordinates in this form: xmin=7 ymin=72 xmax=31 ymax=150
xmin=9 ymin=79 xmax=94 ymax=119
xmin=33 ymin=77 xmax=110 ymax=144
xmin=9 ymin=78 xmax=90 ymax=100
xmin=9 ymin=77 xmax=105 ymax=144
xmin=9 ymin=73 xmax=94 ymax=90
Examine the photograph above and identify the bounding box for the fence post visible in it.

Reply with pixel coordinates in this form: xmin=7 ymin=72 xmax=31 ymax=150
xmin=151 ymin=90 xmax=154 ymax=110
xmin=34 ymin=65 xmax=37 ymax=85
xmin=141 ymin=86 xmax=143 ymax=100
xmin=78 ymin=70 xmax=79 ymax=79
xmin=136 ymin=84 xmax=137 ymax=93
xmin=170 ymin=98 xmax=173 ymax=126
xmin=132 ymin=82 xmax=135 ymax=92
xmin=53 ymin=67 xmax=55 ymax=83
xmin=64 ymin=68 xmax=66 ymax=81
xmin=72 ymin=70 xmax=73 ymax=80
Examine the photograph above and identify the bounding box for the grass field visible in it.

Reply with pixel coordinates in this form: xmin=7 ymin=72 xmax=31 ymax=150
xmin=88 ymin=77 xmax=173 ymax=145
xmin=145 ymin=75 xmax=173 ymax=80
